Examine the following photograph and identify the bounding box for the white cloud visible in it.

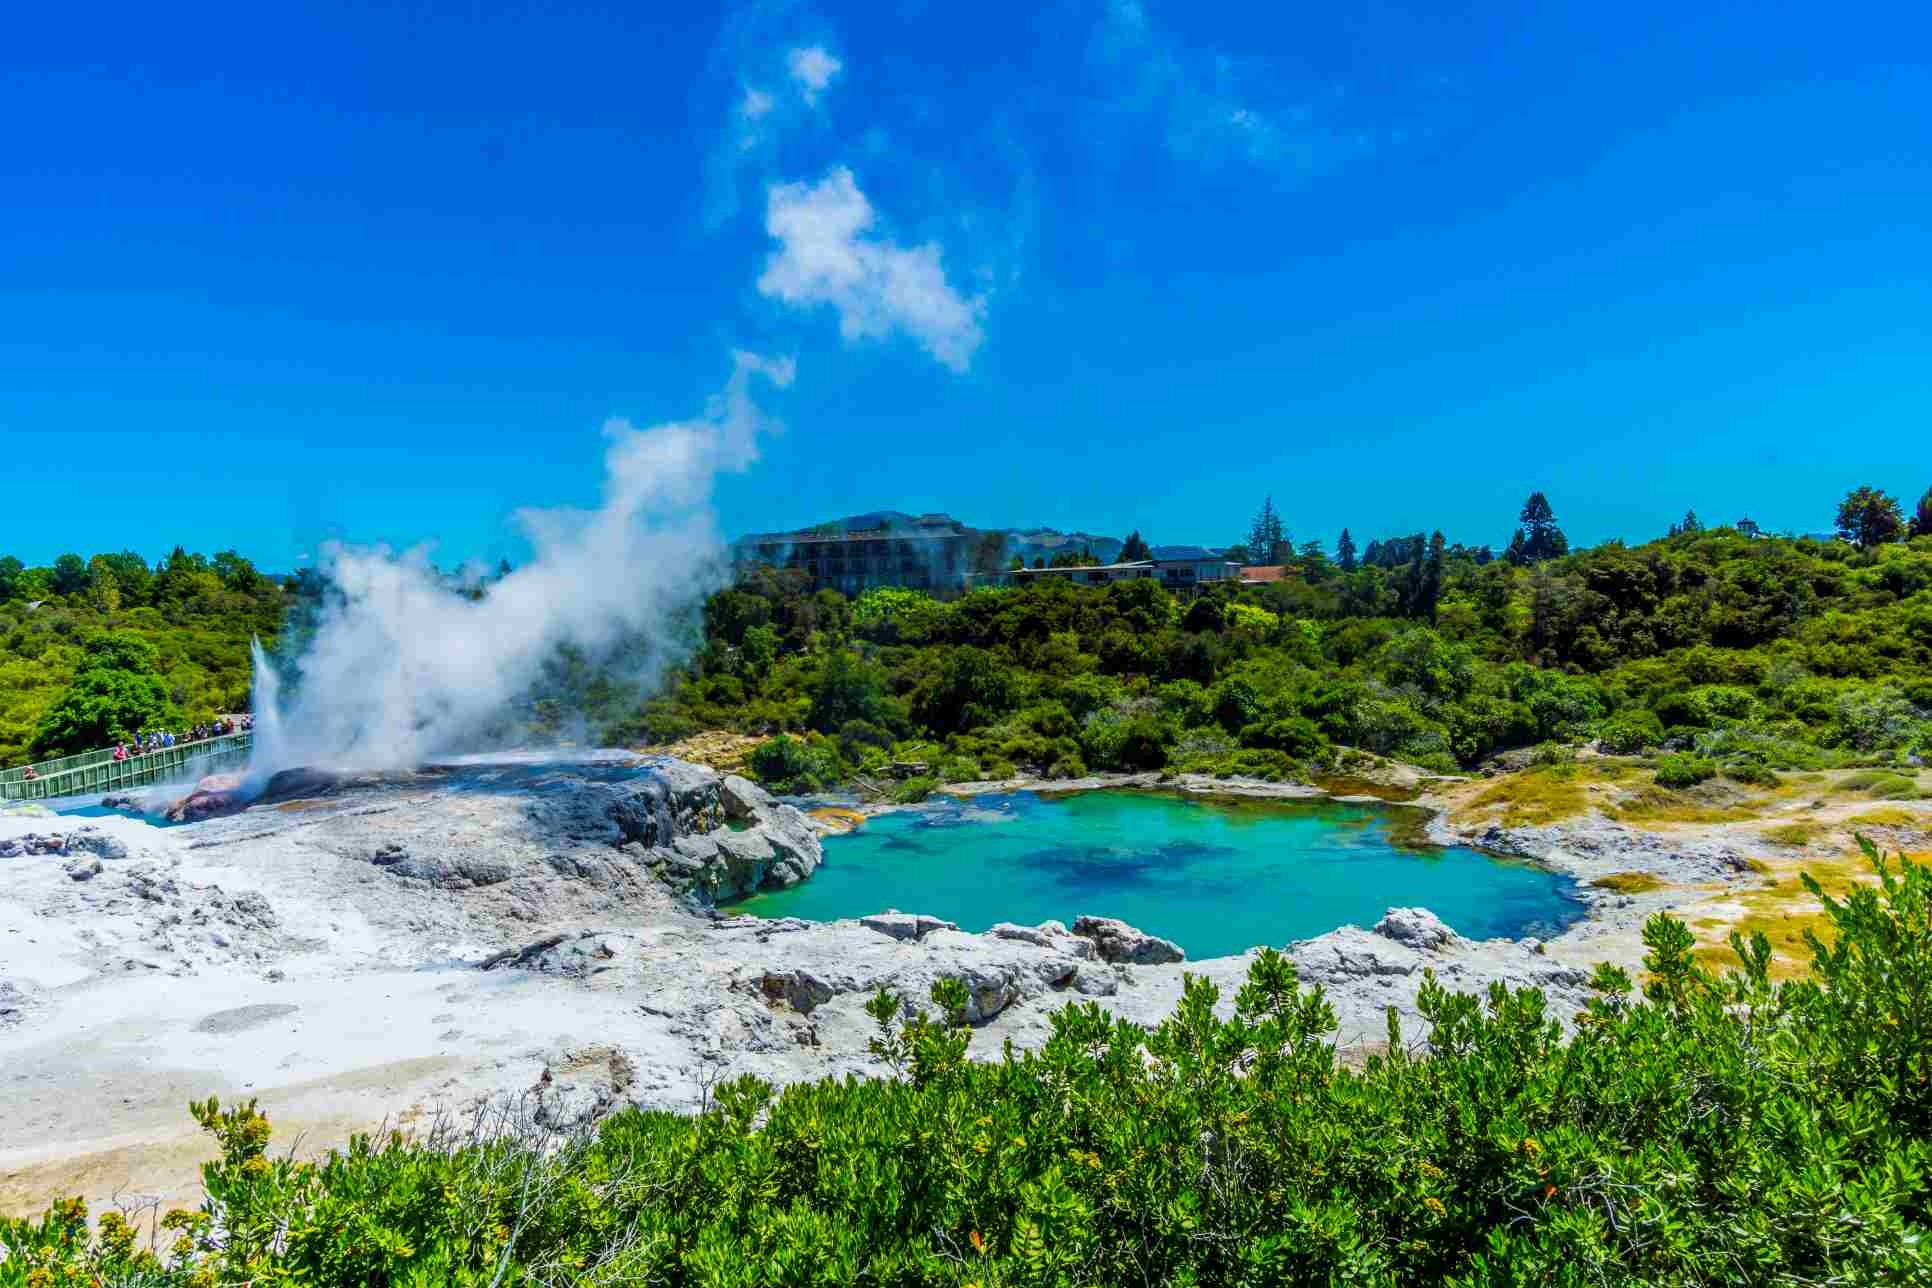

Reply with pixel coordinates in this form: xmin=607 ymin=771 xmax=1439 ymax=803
xmin=1090 ymin=0 xmax=1365 ymax=175
xmin=740 ymin=86 xmax=775 ymax=121
xmin=786 ymin=45 xmax=842 ymax=103
xmin=757 ymin=167 xmax=985 ymax=372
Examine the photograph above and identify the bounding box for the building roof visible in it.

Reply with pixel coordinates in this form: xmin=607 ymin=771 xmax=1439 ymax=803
xmin=1239 ymin=565 xmax=1289 ymax=583
xmin=1011 ymin=560 xmax=1154 ymax=575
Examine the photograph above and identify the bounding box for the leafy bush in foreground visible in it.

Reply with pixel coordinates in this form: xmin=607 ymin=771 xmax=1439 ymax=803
xmin=5 ymin=841 xmax=1929 ymax=1285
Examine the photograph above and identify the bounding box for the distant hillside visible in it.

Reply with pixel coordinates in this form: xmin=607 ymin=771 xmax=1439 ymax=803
xmin=1002 ymin=528 xmax=1126 ymax=566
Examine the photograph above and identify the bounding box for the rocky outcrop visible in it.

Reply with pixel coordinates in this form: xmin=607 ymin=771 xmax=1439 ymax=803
xmin=368 ymin=842 xmax=513 ymax=888
xmin=514 ymin=763 xmax=820 ymax=904
xmin=860 ymin=912 xmax=959 ymax=941
xmin=0 ymin=827 xmax=126 ymax=862
xmin=1072 ymin=915 xmax=1185 ymax=965
xmin=1464 ymin=820 xmax=1753 ymax=883
xmin=163 ymin=773 xmax=253 ymax=823
xmin=988 ymin=920 xmax=1099 ymax=960
xmin=1373 ymin=907 xmax=1457 ymax=951
xmin=481 ymin=931 xmax=624 ymax=978
xmin=532 ymin=1045 xmax=638 ymax=1132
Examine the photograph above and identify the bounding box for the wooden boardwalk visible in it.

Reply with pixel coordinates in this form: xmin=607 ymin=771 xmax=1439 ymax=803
xmin=0 ymin=733 xmax=254 ymax=803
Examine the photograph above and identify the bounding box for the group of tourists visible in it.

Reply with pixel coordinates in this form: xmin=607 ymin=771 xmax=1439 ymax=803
xmin=110 ymin=715 xmax=252 ymax=762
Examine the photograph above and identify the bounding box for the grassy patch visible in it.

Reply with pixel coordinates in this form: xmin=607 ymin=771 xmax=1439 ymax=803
xmin=1456 ymin=766 xmax=1589 ymax=827
xmin=1695 ymin=907 xmax=1837 ymax=980
xmin=1591 ymin=871 xmax=1665 ymax=894
xmin=1762 ymin=822 xmax=1814 ymax=847
xmin=1611 ymin=786 xmax=1759 ymax=825
xmin=1693 ymin=851 xmax=1875 ymax=979
xmin=1837 ymin=770 xmax=1924 ymax=800
xmin=1845 ymin=807 xmax=1924 ymax=829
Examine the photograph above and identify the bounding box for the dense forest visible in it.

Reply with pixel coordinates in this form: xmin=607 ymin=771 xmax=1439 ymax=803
xmin=5 ymin=488 xmax=1930 ymax=787
xmin=0 ymin=549 xmax=284 ymax=765
xmin=633 ymin=492 xmax=1932 ymax=796
xmin=8 ymin=839 xmax=1928 ymax=1282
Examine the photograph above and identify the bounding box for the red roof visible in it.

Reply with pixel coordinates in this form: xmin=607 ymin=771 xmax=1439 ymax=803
xmin=1239 ymin=565 xmax=1289 ymax=583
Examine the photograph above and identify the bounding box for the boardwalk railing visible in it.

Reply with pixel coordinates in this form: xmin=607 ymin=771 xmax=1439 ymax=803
xmin=0 ymin=733 xmax=254 ymax=802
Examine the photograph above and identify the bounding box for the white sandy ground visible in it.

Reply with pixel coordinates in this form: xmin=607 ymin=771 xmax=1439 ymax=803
xmin=3 ymin=766 xmax=1925 ymax=1220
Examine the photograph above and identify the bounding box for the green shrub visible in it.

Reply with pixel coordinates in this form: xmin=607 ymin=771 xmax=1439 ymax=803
xmin=1654 ymin=752 xmax=1718 ymax=788
xmin=746 ymin=734 xmax=840 ymax=794
xmin=1596 ymin=708 xmax=1664 ymax=754
xmin=1238 ymin=714 xmax=1327 ymax=758
xmin=1842 ymin=769 xmax=1924 ymax=799
xmin=1723 ymin=759 xmax=1781 ymax=787
xmin=891 ymin=775 xmax=938 ymax=804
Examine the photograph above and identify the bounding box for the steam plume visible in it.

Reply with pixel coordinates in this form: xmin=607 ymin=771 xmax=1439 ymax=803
xmin=249 ymin=351 xmax=793 ymax=777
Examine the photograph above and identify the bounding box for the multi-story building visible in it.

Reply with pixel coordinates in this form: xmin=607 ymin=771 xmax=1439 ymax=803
xmin=981 ymin=549 xmax=1240 ymax=593
xmin=737 ymin=515 xmax=971 ymax=596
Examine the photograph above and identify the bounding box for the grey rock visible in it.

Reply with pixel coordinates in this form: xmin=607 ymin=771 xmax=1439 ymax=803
xmin=0 ymin=979 xmax=32 ymax=1028
xmin=228 ymin=891 xmax=278 ymax=929
xmin=987 ymin=920 xmax=1098 ymax=959
xmin=1374 ymin=908 xmax=1458 ymax=951
xmin=66 ymin=829 xmax=129 ymax=861
xmin=719 ymin=775 xmax=773 ymax=820
xmin=757 ymin=969 xmax=836 ymax=1013
xmin=1071 ymin=915 xmax=1185 ymax=964
xmin=480 ymin=931 xmax=622 ymax=977
xmin=0 ymin=833 xmax=68 ymax=859
xmin=532 ymin=1045 xmax=637 ymax=1131
xmin=194 ymin=1003 xmax=299 ymax=1034
xmin=860 ymin=912 xmax=959 ymax=941
xmin=64 ymin=855 xmax=103 ymax=881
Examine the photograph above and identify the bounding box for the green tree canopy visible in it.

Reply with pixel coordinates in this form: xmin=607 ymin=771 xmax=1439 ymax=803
xmin=1836 ymin=486 xmax=1905 ymax=549
xmin=1248 ymin=497 xmax=1288 ymax=564
xmin=51 ymin=553 xmax=88 ymax=596
xmin=30 ymin=631 xmax=182 ymax=757
xmin=1118 ymin=530 xmax=1151 ymax=562
xmin=807 ymin=649 xmax=889 ymax=734
xmin=1509 ymin=492 xmax=1569 ymax=564
xmin=1910 ymin=487 xmax=1932 ymax=539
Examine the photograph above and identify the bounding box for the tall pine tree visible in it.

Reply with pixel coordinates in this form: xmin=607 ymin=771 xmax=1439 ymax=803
xmin=1248 ymin=498 xmax=1288 ymax=565
xmin=1509 ymin=492 xmax=1568 ymax=564
xmin=1337 ymin=528 xmax=1357 ymax=572
xmin=1419 ymin=531 xmax=1446 ymax=620
xmin=1911 ymin=488 xmax=1932 ymax=539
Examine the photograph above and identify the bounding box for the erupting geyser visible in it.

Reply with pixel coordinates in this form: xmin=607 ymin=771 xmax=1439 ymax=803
xmin=237 ymin=352 xmax=794 ymax=791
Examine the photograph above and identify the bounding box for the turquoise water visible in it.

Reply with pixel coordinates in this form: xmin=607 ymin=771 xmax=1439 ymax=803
xmin=727 ymin=790 xmax=1583 ymax=959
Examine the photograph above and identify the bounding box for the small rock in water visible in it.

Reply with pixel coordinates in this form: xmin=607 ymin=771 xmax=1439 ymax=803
xmin=63 ymin=855 xmax=102 ymax=881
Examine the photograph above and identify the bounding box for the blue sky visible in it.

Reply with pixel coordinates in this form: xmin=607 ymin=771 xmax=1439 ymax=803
xmin=4 ymin=0 xmax=1928 ymax=572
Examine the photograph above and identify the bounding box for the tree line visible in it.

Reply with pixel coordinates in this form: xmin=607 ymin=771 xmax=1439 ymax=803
xmin=0 ymin=546 xmax=284 ymax=765
xmin=632 ymin=484 xmax=1932 ymax=794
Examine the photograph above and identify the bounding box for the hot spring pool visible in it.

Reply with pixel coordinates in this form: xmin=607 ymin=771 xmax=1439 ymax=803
xmin=724 ymin=789 xmax=1584 ymax=960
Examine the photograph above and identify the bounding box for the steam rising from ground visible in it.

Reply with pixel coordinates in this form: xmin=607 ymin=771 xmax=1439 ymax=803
xmin=248 ymin=352 xmax=793 ymax=778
